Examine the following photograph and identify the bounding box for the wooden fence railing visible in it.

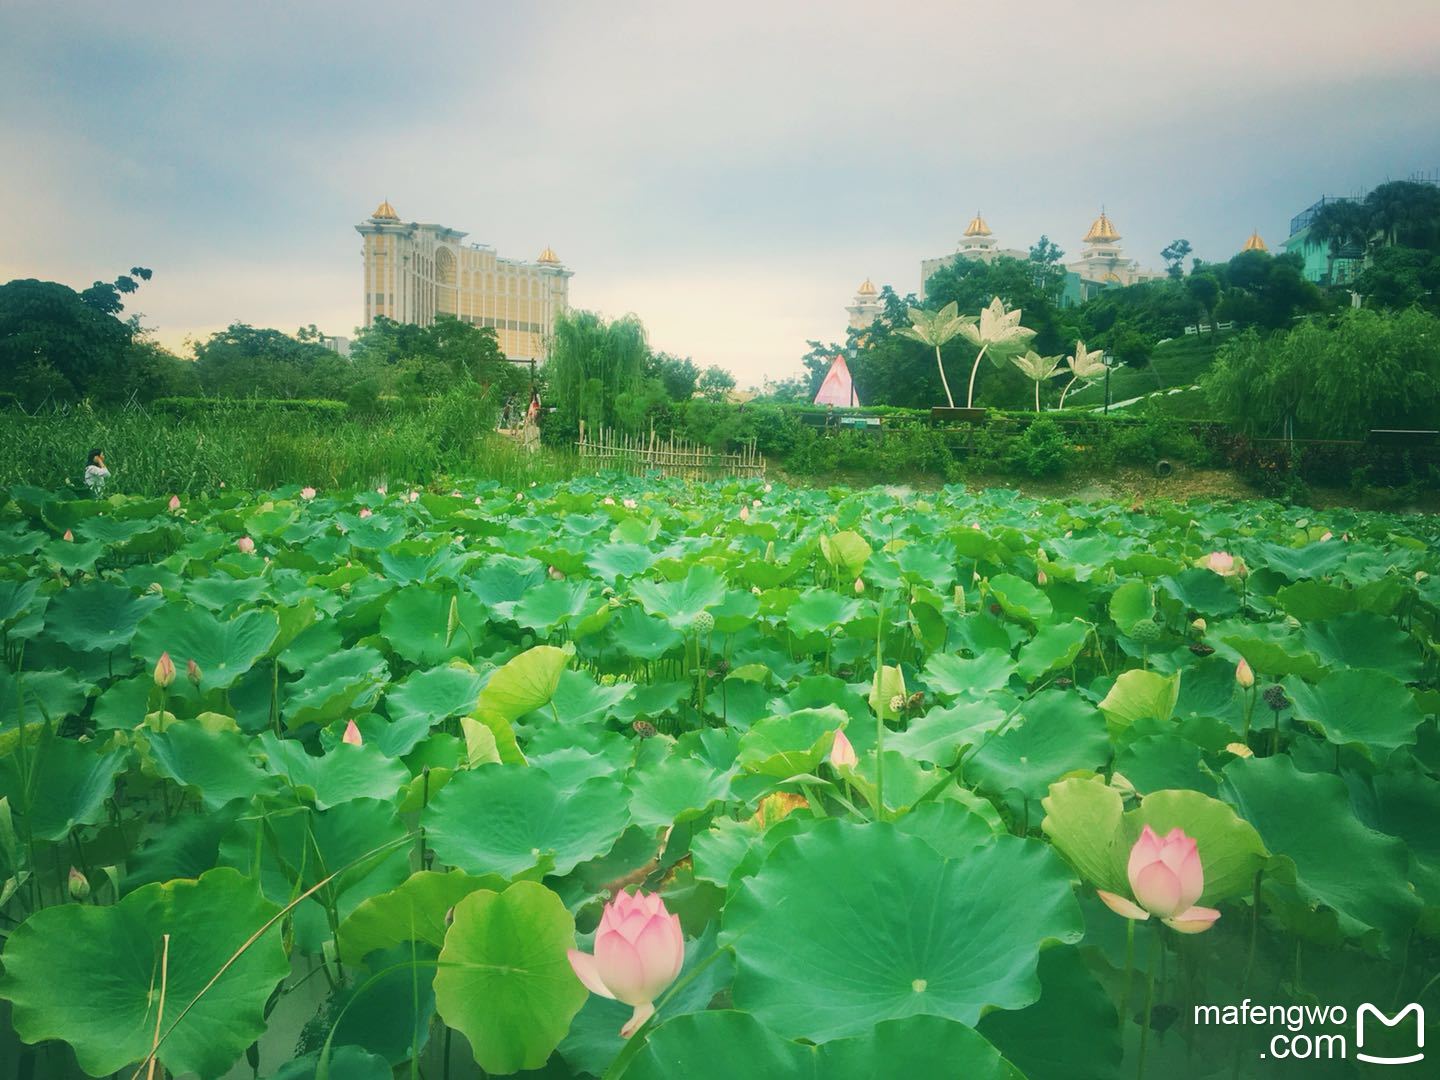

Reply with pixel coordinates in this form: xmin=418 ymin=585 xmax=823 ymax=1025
xmin=577 ymin=422 xmax=765 ymax=480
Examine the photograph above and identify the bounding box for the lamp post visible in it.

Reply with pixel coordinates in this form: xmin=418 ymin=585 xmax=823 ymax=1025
xmin=1103 ymin=352 xmax=1114 ymax=416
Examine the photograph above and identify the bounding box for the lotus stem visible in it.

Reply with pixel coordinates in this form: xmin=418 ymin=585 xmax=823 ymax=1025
xmin=1137 ymin=927 xmax=1162 ymax=1080
xmin=964 ymin=344 xmax=990 ymax=409
xmin=1121 ymin=918 xmax=1135 ymax=1016
xmin=934 ymin=345 xmax=955 ymax=408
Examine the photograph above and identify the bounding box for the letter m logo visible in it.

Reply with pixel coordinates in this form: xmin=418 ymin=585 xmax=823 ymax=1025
xmin=1356 ymin=1003 xmax=1425 ymax=1066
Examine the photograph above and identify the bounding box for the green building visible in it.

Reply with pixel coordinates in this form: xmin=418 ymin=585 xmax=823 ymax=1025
xmin=1282 ymin=196 xmax=1364 ymax=286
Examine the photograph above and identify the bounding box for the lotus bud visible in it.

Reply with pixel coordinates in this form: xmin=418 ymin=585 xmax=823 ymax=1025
xmin=342 ymin=719 xmax=363 ymax=746
xmin=830 ymin=729 xmax=858 ymax=768
xmin=1191 ymin=617 xmax=1207 ymax=634
xmin=567 ymin=889 xmax=685 ymax=1037
xmin=514 ymin=492 xmax=525 ymax=502
xmin=764 ymin=541 xmax=775 ymax=563
xmin=739 ymin=504 xmax=749 ymax=522
xmin=1320 ymin=531 xmax=1332 ymax=542
xmin=376 ymin=485 xmax=387 ymax=496
xmin=236 ymin=536 xmax=255 ymax=554
xmin=752 ymin=499 xmax=761 ymax=508
xmin=68 ymin=867 xmax=90 ymax=901
xmin=186 ymin=658 xmax=201 ymax=687
xmin=300 ymin=487 xmax=316 ymax=500
xmin=854 ymin=577 xmax=864 ymax=595
xmin=1416 ymin=570 xmax=1429 ymax=584
xmin=359 ymin=507 xmax=372 ymax=518
xmin=1036 ymin=569 xmax=1048 ymax=587
xmin=1235 ymin=658 xmax=1255 ymax=689
xmin=548 ymin=565 xmax=565 ymax=580
xmin=168 ymin=495 xmax=181 ymax=511
xmin=153 ymin=652 xmax=176 ymax=688
xmin=763 ymin=483 xmax=772 ymax=493
xmin=1097 ymin=825 xmax=1221 ymax=934
xmin=62 ymin=529 xmax=74 ymax=542
xmin=953 ymin=585 xmax=966 ymax=612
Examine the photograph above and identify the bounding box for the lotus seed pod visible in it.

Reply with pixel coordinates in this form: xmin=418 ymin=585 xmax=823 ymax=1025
xmin=1129 ymin=620 xmax=1162 ymax=644
xmin=68 ymin=867 xmax=90 ymax=902
xmin=186 ymin=658 xmax=201 ymax=687
xmin=694 ymin=611 xmax=715 ymax=634
xmin=631 ymin=720 xmax=657 ymax=739
xmin=889 ymin=694 xmax=905 ymax=713
xmin=1263 ymin=684 xmax=1289 ymax=711
xmin=1189 ymin=642 xmax=1215 ymax=657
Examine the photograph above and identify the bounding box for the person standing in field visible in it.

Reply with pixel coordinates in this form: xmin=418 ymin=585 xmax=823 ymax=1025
xmin=83 ymin=447 xmax=110 ymax=495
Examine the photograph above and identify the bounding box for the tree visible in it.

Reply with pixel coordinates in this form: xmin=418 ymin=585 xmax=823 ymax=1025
xmin=193 ymin=323 xmax=354 ymax=399
xmin=1029 ymin=236 xmax=1065 ymax=266
xmin=645 ymin=353 xmax=700 ymax=401
xmin=696 ymin=365 xmax=736 ymax=402
xmin=1161 ymin=240 xmax=1192 ymax=280
xmin=1185 ymin=273 xmax=1222 ymax=333
xmin=79 ymin=267 xmax=153 ymax=316
xmin=1 ymin=276 xmax=139 ymax=403
xmin=542 ymin=309 xmax=648 ymax=435
xmin=1355 ymin=246 xmax=1440 ymax=313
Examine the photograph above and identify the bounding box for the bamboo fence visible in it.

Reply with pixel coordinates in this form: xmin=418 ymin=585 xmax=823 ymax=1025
xmin=577 ymin=422 xmax=765 ymax=480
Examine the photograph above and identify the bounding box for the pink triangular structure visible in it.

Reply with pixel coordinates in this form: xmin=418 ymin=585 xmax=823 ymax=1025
xmin=813 ymin=355 xmax=860 ymax=407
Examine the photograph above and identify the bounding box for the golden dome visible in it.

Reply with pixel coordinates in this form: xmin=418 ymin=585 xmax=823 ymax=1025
xmin=372 ymin=199 xmax=399 ymax=221
xmin=1242 ymin=230 xmax=1268 ymax=253
xmin=963 ymin=212 xmax=992 ymax=237
xmin=1084 ymin=211 xmax=1120 ymax=243
xmin=856 ymin=277 xmax=877 ymax=296
xmin=537 ymin=246 xmax=561 ymax=265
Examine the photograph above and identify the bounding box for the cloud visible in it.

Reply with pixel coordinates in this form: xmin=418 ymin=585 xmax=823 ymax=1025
xmin=4 ymin=0 xmax=1440 ymax=386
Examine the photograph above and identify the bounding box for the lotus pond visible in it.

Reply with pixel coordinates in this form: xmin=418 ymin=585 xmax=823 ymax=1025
xmin=0 ymin=477 xmax=1437 ymax=1079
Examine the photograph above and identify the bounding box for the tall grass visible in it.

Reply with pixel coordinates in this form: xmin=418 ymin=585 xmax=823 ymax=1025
xmin=0 ymin=393 xmax=581 ymax=495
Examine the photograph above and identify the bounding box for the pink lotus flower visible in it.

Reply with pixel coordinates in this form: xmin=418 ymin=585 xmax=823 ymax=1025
xmin=1097 ymin=825 xmax=1220 ymax=934
xmin=830 ymin=729 xmax=857 ymax=768
xmin=62 ymin=529 xmax=74 ymax=542
xmin=236 ymin=536 xmax=256 ymax=554
xmin=568 ymin=890 xmax=684 ymax=1037
xmin=739 ymin=504 xmax=749 ymax=522
xmin=1235 ymin=658 xmax=1255 ymax=689
xmin=375 ymin=485 xmax=388 ymax=496
xmin=450 ymin=489 xmax=462 ymax=498
xmin=1036 ymin=569 xmax=1048 ymax=586
xmin=359 ymin=507 xmax=373 ymax=518
xmin=603 ymin=496 xmax=616 ymax=506
xmin=1319 ymin=531 xmax=1333 ymax=542
xmin=342 ymin=719 xmax=363 ymax=746
xmin=407 ymin=490 xmax=420 ymax=504
xmin=763 ymin=483 xmax=772 ymax=494
xmin=1200 ymin=551 xmax=1238 ymax=576
xmin=623 ymin=498 xmax=637 ymax=510
xmin=168 ymin=495 xmax=181 ymax=511
xmin=300 ymin=487 xmax=316 ymax=500
xmin=154 ymin=652 xmax=176 ymax=688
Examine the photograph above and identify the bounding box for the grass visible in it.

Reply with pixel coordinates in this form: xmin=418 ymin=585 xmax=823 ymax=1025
xmin=0 ymin=394 xmax=580 ymax=496
xmin=1064 ymin=332 xmax=1227 ymax=408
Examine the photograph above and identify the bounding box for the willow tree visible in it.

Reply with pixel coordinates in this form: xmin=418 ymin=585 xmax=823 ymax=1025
xmin=543 ymin=310 xmax=649 ymax=435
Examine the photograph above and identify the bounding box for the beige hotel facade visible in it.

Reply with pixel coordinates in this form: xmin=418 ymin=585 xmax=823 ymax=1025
xmin=356 ymin=200 xmax=572 ymax=361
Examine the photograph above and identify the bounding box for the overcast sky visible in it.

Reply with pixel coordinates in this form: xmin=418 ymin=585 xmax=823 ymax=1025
xmin=4 ymin=0 xmax=1438 ymax=386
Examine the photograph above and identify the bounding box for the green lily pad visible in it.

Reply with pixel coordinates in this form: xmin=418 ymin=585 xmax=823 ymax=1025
xmin=259 ymin=734 xmax=410 ymax=809
xmin=433 ymin=881 xmax=588 ymax=1074
xmin=283 ymin=646 xmax=389 ymax=728
xmin=337 ymin=869 xmax=503 ymax=964
xmin=1302 ymin=611 xmax=1422 ymax=681
xmin=988 ymin=573 xmax=1053 ymax=624
xmin=423 ymin=766 xmax=629 ymax=877
xmin=1016 ymin=620 xmax=1091 ymax=681
xmin=133 ymin=603 xmax=280 ymax=693
xmin=723 ymin=819 xmax=1083 ymax=1042
xmin=44 ymin=581 xmax=162 ymax=653
xmin=736 ymin=708 xmax=844 ymax=778
xmin=148 ymin=723 xmax=278 ymax=809
xmin=1284 ymin=669 xmax=1424 ymax=760
xmin=966 ymin=689 xmax=1110 ymax=801
xmin=0 ymin=867 xmax=289 ymax=1079
xmin=0 ymin=731 xmax=126 ymax=841
xmin=1097 ymin=669 xmax=1180 ymax=729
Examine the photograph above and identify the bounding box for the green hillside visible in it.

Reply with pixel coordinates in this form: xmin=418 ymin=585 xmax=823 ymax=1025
xmin=1065 ymin=332 xmax=1226 ymax=408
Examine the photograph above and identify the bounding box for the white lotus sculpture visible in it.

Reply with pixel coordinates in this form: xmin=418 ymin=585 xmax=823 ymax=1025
xmin=897 ymin=302 xmax=975 ymax=408
xmin=1011 ymin=350 xmax=1064 ymax=412
xmin=1058 ymin=341 xmax=1107 ymax=409
xmin=958 ymin=297 xmax=1036 ymax=408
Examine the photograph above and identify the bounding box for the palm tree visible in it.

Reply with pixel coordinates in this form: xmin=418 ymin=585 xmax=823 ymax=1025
xmin=1057 ymin=340 xmax=1107 ymax=409
xmin=957 ymin=297 xmax=1037 ymax=408
xmin=1011 ymin=350 xmax=1063 ymax=412
xmin=897 ymin=302 xmax=974 ymax=408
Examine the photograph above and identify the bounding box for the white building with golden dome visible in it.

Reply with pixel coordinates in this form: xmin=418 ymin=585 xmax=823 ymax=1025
xmin=355 ymin=201 xmax=572 ymax=361
xmin=846 ymin=278 xmax=883 ymax=329
xmin=920 ymin=213 xmax=1029 ymax=297
xmin=1063 ymin=210 xmax=1162 ymax=294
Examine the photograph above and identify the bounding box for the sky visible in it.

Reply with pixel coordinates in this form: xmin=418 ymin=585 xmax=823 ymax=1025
xmin=3 ymin=0 xmax=1439 ymax=387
